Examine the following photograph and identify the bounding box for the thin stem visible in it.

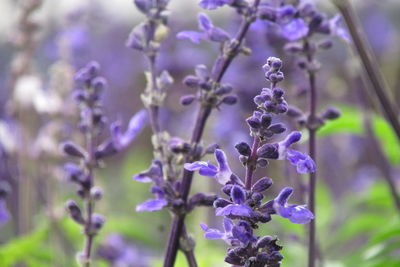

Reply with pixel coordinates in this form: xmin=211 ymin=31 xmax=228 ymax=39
xmin=304 ymin=39 xmax=317 ymax=267
xmin=334 ymin=0 xmax=400 ymax=142
xmin=162 ymin=2 xmax=261 ymax=266
xmin=245 ymin=136 xmax=261 ymax=190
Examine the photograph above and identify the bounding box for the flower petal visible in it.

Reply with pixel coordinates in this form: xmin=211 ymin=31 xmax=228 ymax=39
xmin=230 ymin=185 xmax=246 ymax=205
xmin=214 ymin=149 xmax=232 ymax=184
xmin=274 ymin=187 xmax=293 ymax=206
xmin=215 ymin=204 xmax=253 ymax=217
xmin=120 ymin=109 xmax=148 ymax=148
xmin=198 ymin=13 xmax=213 ymax=31
xmin=279 ymin=205 xmax=314 ymax=224
xmin=177 ymin=31 xmax=206 ymax=44
xmin=136 ymin=198 xmax=167 ymax=212
xmin=281 ymin=18 xmax=309 ymax=41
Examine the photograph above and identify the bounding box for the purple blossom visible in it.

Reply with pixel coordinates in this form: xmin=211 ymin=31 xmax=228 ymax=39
xmin=200 ymin=218 xmax=236 ymax=245
xmin=177 ymin=13 xmax=230 ymax=44
xmin=280 ymin=18 xmax=309 ymax=41
xmin=199 ymin=0 xmax=232 ymax=10
xmin=215 ymin=185 xmax=254 ymax=217
xmin=329 ymin=14 xmax=351 ymax=43
xmin=134 ymin=161 xmax=168 ymax=212
xmin=184 ymin=149 xmax=232 ymax=184
xmin=273 ymin=187 xmax=314 ymax=224
xmin=0 ymin=200 xmax=10 ymax=227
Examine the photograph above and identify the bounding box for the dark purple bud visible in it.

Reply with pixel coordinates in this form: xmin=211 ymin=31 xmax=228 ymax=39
xmin=309 ymin=13 xmax=324 ymax=32
xmin=90 ymin=187 xmax=103 ymax=201
xmin=253 ymin=212 xmax=271 ymax=223
xmin=91 ymin=213 xmax=105 ymax=231
xmin=234 ymin=142 xmax=251 ymax=156
xmin=287 ymin=106 xmax=304 ymax=118
xmin=91 ymin=76 xmax=107 ymax=93
xmin=272 ymin=87 xmax=284 ymax=98
xmin=257 ymin=158 xmax=269 ymax=168
xmin=251 ymin=192 xmax=264 ymax=202
xmin=276 ymin=103 xmax=288 ymax=113
xmin=270 ymin=58 xmax=282 ymax=70
xmin=246 ymin=116 xmax=261 ymax=129
xmin=276 ymin=72 xmax=284 ymax=82
xmin=275 ymin=187 xmax=293 ymax=206
xmin=225 ymin=249 xmax=244 ymax=265
xmin=213 ymin=198 xmax=231 ymax=208
xmin=284 ymin=42 xmax=303 ymax=54
xmin=221 ymin=95 xmax=238 ymax=105
xmin=266 ymin=251 xmax=284 ymax=264
xmin=231 ymin=185 xmax=246 ymax=204
xmin=60 ymin=141 xmax=87 ymax=158
xmin=263 ymin=100 xmax=275 ymax=111
xmin=258 ymin=6 xmax=277 ymax=21
xmin=318 ymin=39 xmax=333 ymax=50
xmin=215 ymin=84 xmax=233 ymax=95
xmin=180 ymin=95 xmax=196 ymax=106
xmin=322 ymin=106 xmax=341 ymax=120
xmin=253 ymin=94 xmax=266 ymax=105
xmin=257 ymin=143 xmax=279 ymax=159
xmin=261 ymin=114 xmax=272 ymax=128
xmin=252 ymin=177 xmax=273 ymax=193
xmin=259 ymin=199 xmax=275 ymax=214
xmin=269 ymin=123 xmax=286 ymax=134
xmin=256 ymin=235 xmax=273 ymax=249
xmin=183 ymin=75 xmax=200 ymax=88
xmin=65 ymin=200 xmax=85 ymax=224
xmin=222 ymin=184 xmax=233 ymax=195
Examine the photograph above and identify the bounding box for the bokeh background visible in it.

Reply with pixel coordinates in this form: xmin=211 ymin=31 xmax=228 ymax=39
xmin=1 ymin=0 xmax=400 ymax=266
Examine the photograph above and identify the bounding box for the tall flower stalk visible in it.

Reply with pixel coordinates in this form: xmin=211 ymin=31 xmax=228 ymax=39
xmin=62 ymin=62 xmax=146 ymax=266
xmin=187 ymin=56 xmax=316 ymax=266
xmin=258 ymin=1 xmax=348 ymax=266
xmin=163 ymin=1 xmax=262 ymax=266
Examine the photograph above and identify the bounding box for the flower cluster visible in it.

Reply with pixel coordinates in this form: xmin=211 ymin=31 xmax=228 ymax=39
xmin=258 ymin=0 xmax=349 ymax=43
xmin=62 ymin=61 xmax=147 ymax=264
xmin=186 ymin=57 xmax=315 ymax=266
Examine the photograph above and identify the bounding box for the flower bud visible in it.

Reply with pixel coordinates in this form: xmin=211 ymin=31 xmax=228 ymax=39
xmin=214 ymin=198 xmax=231 ymax=208
xmin=60 ymin=141 xmax=87 ymax=158
xmin=180 ymin=95 xmax=196 ymax=106
xmin=90 ymin=187 xmax=103 ymax=201
xmin=257 ymin=144 xmax=279 ymax=159
xmin=321 ymin=106 xmax=341 ymax=120
xmin=252 ymin=177 xmax=273 ymax=193
xmin=234 ymin=142 xmax=251 ymax=156
xmin=246 ymin=117 xmax=261 ymax=129
xmin=268 ymin=123 xmax=286 ymax=134
xmin=221 ymin=95 xmax=238 ymax=105
xmin=215 ymin=84 xmax=233 ymax=95
xmin=183 ymin=75 xmax=200 ymax=88
xmin=65 ymin=200 xmax=85 ymax=224
xmin=257 ymin=158 xmax=269 ymax=168
xmin=91 ymin=213 xmax=105 ymax=231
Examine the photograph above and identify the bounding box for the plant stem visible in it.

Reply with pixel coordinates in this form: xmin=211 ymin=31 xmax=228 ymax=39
xmin=162 ymin=2 xmax=260 ymax=266
xmin=245 ymin=136 xmax=261 ymax=190
xmin=333 ymin=0 xmax=400 ymax=142
xmin=304 ymin=39 xmax=317 ymax=267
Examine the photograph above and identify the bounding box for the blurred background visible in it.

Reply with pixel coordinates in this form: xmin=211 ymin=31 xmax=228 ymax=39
xmin=0 ymin=0 xmax=400 ymax=266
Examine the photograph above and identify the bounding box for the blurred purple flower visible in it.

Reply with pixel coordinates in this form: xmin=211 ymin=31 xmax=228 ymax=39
xmin=177 ymin=13 xmax=230 ymax=44
xmin=280 ymin=18 xmax=309 ymax=41
xmin=328 ymin=14 xmax=351 ymax=43
xmin=273 ymin=187 xmax=314 ymax=224
xmin=184 ymin=149 xmax=232 ymax=184
xmin=199 ymin=0 xmax=232 ymax=10
xmin=0 ymin=200 xmax=10 ymax=227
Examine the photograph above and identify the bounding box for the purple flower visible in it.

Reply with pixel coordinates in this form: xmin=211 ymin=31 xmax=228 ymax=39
xmin=200 ymin=218 xmax=236 ymax=245
xmin=177 ymin=13 xmax=230 ymax=44
xmin=329 ymin=14 xmax=351 ymax=43
xmin=286 ymin=149 xmax=316 ymax=174
xmin=199 ymin=0 xmax=232 ymax=10
xmin=134 ymin=161 xmax=167 ymax=212
xmin=273 ymin=187 xmax=314 ymax=224
xmin=280 ymin=18 xmax=309 ymax=41
xmin=184 ymin=149 xmax=232 ymax=184
xmin=0 ymin=200 xmax=10 ymax=227
xmin=215 ymin=185 xmax=253 ymax=217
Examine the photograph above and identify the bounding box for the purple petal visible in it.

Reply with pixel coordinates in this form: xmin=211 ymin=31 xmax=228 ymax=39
xmin=279 ymin=205 xmax=314 ymax=224
xmin=200 ymin=223 xmax=209 ymax=231
xmin=230 ymin=185 xmax=246 ymax=205
xmin=136 ymin=198 xmax=167 ymax=212
xmin=281 ymin=18 xmax=309 ymax=41
xmin=184 ymin=161 xmax=218 ymax=177
xmin=223 ymin=218 xmax=234 ymax=233
xmin=274 ymin=187 xmax=293 ymax=206
xmin=199 ymin=0 xmax=231 ymax=10
xmin=329 ymin=14 xmax=351 ymax=43
xmin=132 ymin=173 xmax=152 ymax=183
xmin=184 ymin=161 xmax=208 ymax=171
xmin=208 ymin=27 xmax=230 ymax=42
xmin=216 ymin=204 xmax=253 ymax=217
xmin=177 ymin=31 xmax=206 ymax=44
xmin=120 ymin=109 xmax=148 ymax=148
xmin=198 ymin=13 xmax=212 ymax=31
xmin=286 ymin=149 xmax=316 ymax=174
xmin=214 ymin=149 xmax=232 ymax=184
xmin=204 ymin=230 xmax=224 ymax=239
xmin=280 ymin=131 xmax=302 ymax=148
xmin=0 ymin=201 xmax=10 ymax=227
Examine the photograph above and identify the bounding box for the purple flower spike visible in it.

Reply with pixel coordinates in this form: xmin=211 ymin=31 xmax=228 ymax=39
xmin=281 ymin=18 xmax=309 ymax=41
xmin=109 ymin=109 xmax=148 ymax=151
xmin=273 ymin=187 xmax=314 ymax=224
xmin=199 ymin=0 xmax=231 ymax=10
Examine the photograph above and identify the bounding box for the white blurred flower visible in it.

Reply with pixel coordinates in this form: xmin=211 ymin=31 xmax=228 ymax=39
xmin=0 ymin=121 xmax=16 ymax=153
